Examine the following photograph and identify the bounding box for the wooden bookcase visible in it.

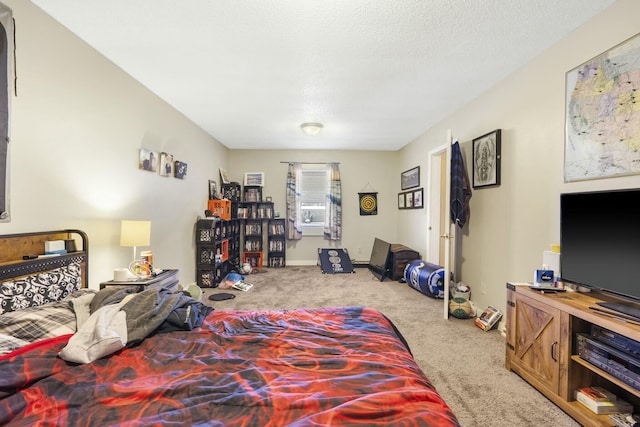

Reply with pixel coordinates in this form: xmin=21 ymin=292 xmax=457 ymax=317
xmin=505 ymin=284 xmax=640 ymax=427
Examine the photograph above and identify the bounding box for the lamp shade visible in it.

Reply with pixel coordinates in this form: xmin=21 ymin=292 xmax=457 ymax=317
xmin=120 ymin=220 xmax=151 ymax=247
xmin=300 ymin=122 xmax=323 ymax=136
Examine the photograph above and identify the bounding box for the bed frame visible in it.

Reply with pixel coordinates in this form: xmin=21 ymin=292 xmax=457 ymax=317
xmin=0 ymin=229 xmax=88 ymax=287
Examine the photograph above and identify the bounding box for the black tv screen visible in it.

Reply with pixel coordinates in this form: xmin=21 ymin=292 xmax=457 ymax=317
xmin=368 ymin=238 xmax=391 ymax=281
xmin=560 ymin=188 xmax=640 ymax=304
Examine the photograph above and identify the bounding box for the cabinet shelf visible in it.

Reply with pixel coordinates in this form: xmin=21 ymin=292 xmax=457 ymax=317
xmin=572 ymin=355 xmax=640 ymax=398
xmin=506 ymin=284 xmax=640 ymax=427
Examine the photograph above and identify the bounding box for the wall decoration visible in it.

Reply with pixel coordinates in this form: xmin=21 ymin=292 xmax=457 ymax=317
xmin=398 ymin=193 xmax=406 ymax=209
xmin=244 ymin=172 xmax=265 ymax=186
xmin=401 ymin=166 xmax=420 ymax=190
xmin=174 ymin=161 xmax=187 ymax=179
xmin=159 ymin=152 xmax=174 ymax=177
xmin=358 ymin=192 xmax=378 ymax=216
xmin=219 ymin=168 xmax=230 ymax=184
xmin=139 ymin=148 xmax=157 ymax=172
xmin=209 ymin=180 xmax=218 ymax=199
xmin=405 ymin=191 xmax=414 ymax=208
xmin=413 ymin=188 xmax=424 ymax=209
xmin=472 ymin=129 xmax=501 ymax=188
xmin=565 ymin=32 xmax=640 ymax=182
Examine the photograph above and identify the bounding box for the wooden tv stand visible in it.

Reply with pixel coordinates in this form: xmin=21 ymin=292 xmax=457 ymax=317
xmin=505 ymin=283 xmax=640 ymax=427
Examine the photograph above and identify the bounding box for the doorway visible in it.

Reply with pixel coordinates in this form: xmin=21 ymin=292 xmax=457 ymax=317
xmin=427 ymin=145 xmax=447 ymax=266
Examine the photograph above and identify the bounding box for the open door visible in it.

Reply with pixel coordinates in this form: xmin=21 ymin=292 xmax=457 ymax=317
xmin=427 ymin=130 xmax=456 ymax=319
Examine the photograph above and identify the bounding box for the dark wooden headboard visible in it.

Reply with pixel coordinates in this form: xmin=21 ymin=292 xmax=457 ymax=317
xmin=0 ymin=230 xmax=88 ymax=287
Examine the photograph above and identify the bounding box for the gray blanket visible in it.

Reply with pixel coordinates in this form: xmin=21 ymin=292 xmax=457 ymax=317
xmin=60 ymin=287 xmax=213 ymax=363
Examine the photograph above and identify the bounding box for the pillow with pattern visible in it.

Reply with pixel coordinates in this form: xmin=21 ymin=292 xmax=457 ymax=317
xmin=0 ymin=262 xmax=83 ymax=315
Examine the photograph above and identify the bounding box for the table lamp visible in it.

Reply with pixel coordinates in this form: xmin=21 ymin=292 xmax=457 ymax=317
xmin=120 ymin=220 xmax=151 ymax=263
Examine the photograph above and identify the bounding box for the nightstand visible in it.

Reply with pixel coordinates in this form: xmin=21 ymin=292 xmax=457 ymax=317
xmin=99 ymin=269 xmax=179 ymax=291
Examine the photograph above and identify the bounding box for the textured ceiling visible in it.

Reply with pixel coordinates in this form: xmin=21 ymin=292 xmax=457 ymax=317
xmin=31 ymin=0 xmax=616 ymax=151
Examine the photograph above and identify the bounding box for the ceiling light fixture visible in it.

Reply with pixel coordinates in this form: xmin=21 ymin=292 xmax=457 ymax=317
xmin=300 ymin=122 xmax=323 ymax=136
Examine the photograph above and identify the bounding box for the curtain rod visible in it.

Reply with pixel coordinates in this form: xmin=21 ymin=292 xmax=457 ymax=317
xmin=279 ymin=161 xmax=340 ymax=164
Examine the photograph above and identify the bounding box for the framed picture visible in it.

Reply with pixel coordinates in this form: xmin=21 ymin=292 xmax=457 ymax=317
xmin=405 ymin=191 xmax=414 ymax=208
xmin=564 ymin=32 xmax=640 ymax=182
xmin=219 ymin=168 xmax=230 ymax=184
xmin=159 ymin=152 xmax=174 ymax=177
xmin=413 ymin=188 xmax=424 ymax=209
xmin=472 ymin=129 xmax=501 ymax=188
xmin=265 ymin=196 xmax=273 ymax=202
xmin=244 ymin=172 xmax=265 ymax=186
xmin=174 ymin=160 xmax=187 ymax=179
xmin=401 ymin=166 xmax=420 ymax=190
xmin=209 ymin=180 xmax=218 ymax=199
xmin=398 ymin=193 xmax=406 ymax=209
xmin=139 ymin=148 xmax=157 ymax=172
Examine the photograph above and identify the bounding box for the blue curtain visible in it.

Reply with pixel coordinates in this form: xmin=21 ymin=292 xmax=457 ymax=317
xmin=286 ymin=162 xmax=302 ymax=240
xmin=324 ymin=163 xmax=342 ymax=240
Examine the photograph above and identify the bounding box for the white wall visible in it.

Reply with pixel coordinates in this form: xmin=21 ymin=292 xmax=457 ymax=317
xmin=6 ymin=0 xmax=640 ymax=315
xmin=4 ymin=1 xmax=229 ymax=287
xmin=229 ymin=149 xmax=399 ymax=264
xmin=398 ymin=0 xmax=640 ymax=316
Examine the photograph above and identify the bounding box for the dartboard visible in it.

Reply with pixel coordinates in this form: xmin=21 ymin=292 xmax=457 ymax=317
xmin=359 ymin=192 xmax=378 ymax=215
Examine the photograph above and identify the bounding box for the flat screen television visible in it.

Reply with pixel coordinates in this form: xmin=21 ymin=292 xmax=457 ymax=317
xmin=560 ymin=188 xmax=640 ymax=319
xmin=368 ymin=238 xmax=391 ymax=282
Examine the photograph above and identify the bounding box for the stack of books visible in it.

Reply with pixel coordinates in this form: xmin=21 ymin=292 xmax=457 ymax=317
xmin=574 ymin=386 xmax=633 ymax=415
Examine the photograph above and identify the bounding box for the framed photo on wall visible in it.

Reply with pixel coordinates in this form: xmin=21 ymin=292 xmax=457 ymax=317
xmin=139 ymin=148 xmax=157 ymax=172
xmin=159 ymin=152 xmax=174 ymax=177
xmin=472 ymin=129 xmax=501 ymax=188
xmin=398 ymin=193 xmax=406 ymax=209
xmin=413 ymin=188 xmax=424 ymax=208
xmin=244 ymin=172 xmax=265 ymax=186
xmin=401 ymin=166 xmax=420 ymax=190
xmin=405 ymin=191 xmax=414 ymax=208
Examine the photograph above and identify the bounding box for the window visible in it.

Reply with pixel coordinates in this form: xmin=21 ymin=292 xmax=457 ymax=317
xmin=299 ymin=166 xmax=328 ymax=235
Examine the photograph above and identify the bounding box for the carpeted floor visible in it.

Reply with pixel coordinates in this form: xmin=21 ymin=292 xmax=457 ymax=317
xmin=200 ymin=265 xmax=580 ymax=427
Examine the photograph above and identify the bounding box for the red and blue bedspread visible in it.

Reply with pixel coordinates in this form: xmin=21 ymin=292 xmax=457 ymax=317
xmin=0 ymin=306 xmax=459 ymax=426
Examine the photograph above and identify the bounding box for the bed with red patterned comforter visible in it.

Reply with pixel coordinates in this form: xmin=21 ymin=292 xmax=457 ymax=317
xmin=0 ymin=306 xmax=459 ymax=426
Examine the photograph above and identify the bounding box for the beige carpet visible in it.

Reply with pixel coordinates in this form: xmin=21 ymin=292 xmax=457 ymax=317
xmin=201 ymin=265 xmax=580 ymax=427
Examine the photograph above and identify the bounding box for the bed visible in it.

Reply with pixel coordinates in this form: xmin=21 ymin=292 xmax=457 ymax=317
xmin=0 ymin=230 xmax=460 ymax=426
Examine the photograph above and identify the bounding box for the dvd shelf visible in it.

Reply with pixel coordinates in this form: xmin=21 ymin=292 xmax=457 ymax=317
xmin=267 ymin=218 xmax=286 ymax=268
xmin=243 ymin=185 xmax=262 ymax=202
xmin=195 ymin=216 xmax=239 ymax=288
xmin=506 ymin=283 xmax=640 ymax=427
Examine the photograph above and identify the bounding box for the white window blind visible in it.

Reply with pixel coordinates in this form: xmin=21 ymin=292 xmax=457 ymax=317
xmin=300 ymin=168 xmax=328 ymax=230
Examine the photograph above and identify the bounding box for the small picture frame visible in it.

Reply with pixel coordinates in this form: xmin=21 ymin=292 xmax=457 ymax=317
xmin=209 ymin=180 xmax=218 ymax=199
xmin=265 ymin=196 xmax=273 ymax=202
xmin=174 ymin=160 xmax=187 ymax=179
xmin=398 ymin=193 xmax=406 ymax=209
xmin=219 ymin=168 xmax=230 ymax=184
xmin=139 ymin=148 xmax=157 ymax=172
xmin=159 ymin=152 xmax=174 ymax=177
xmin=472 ymin=129 xmax=501 ymax=188
xmin=413 ymin=188 xmax=424 ymax=209
xmin=401 ymin=166 xmax=420 ymax=190
xmin=405 ymin=191 xmax=414 ymax=208
xmin=244 ymin=172 xmax=265 ymax=186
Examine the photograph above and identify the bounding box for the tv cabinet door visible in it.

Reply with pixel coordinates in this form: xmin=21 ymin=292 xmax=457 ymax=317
xmin=509 ymin=292 xmax=561 ymax=395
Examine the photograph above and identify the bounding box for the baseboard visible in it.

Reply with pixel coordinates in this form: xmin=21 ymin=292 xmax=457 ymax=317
xmin=286 ymin=260 xmax=319 ymax=266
